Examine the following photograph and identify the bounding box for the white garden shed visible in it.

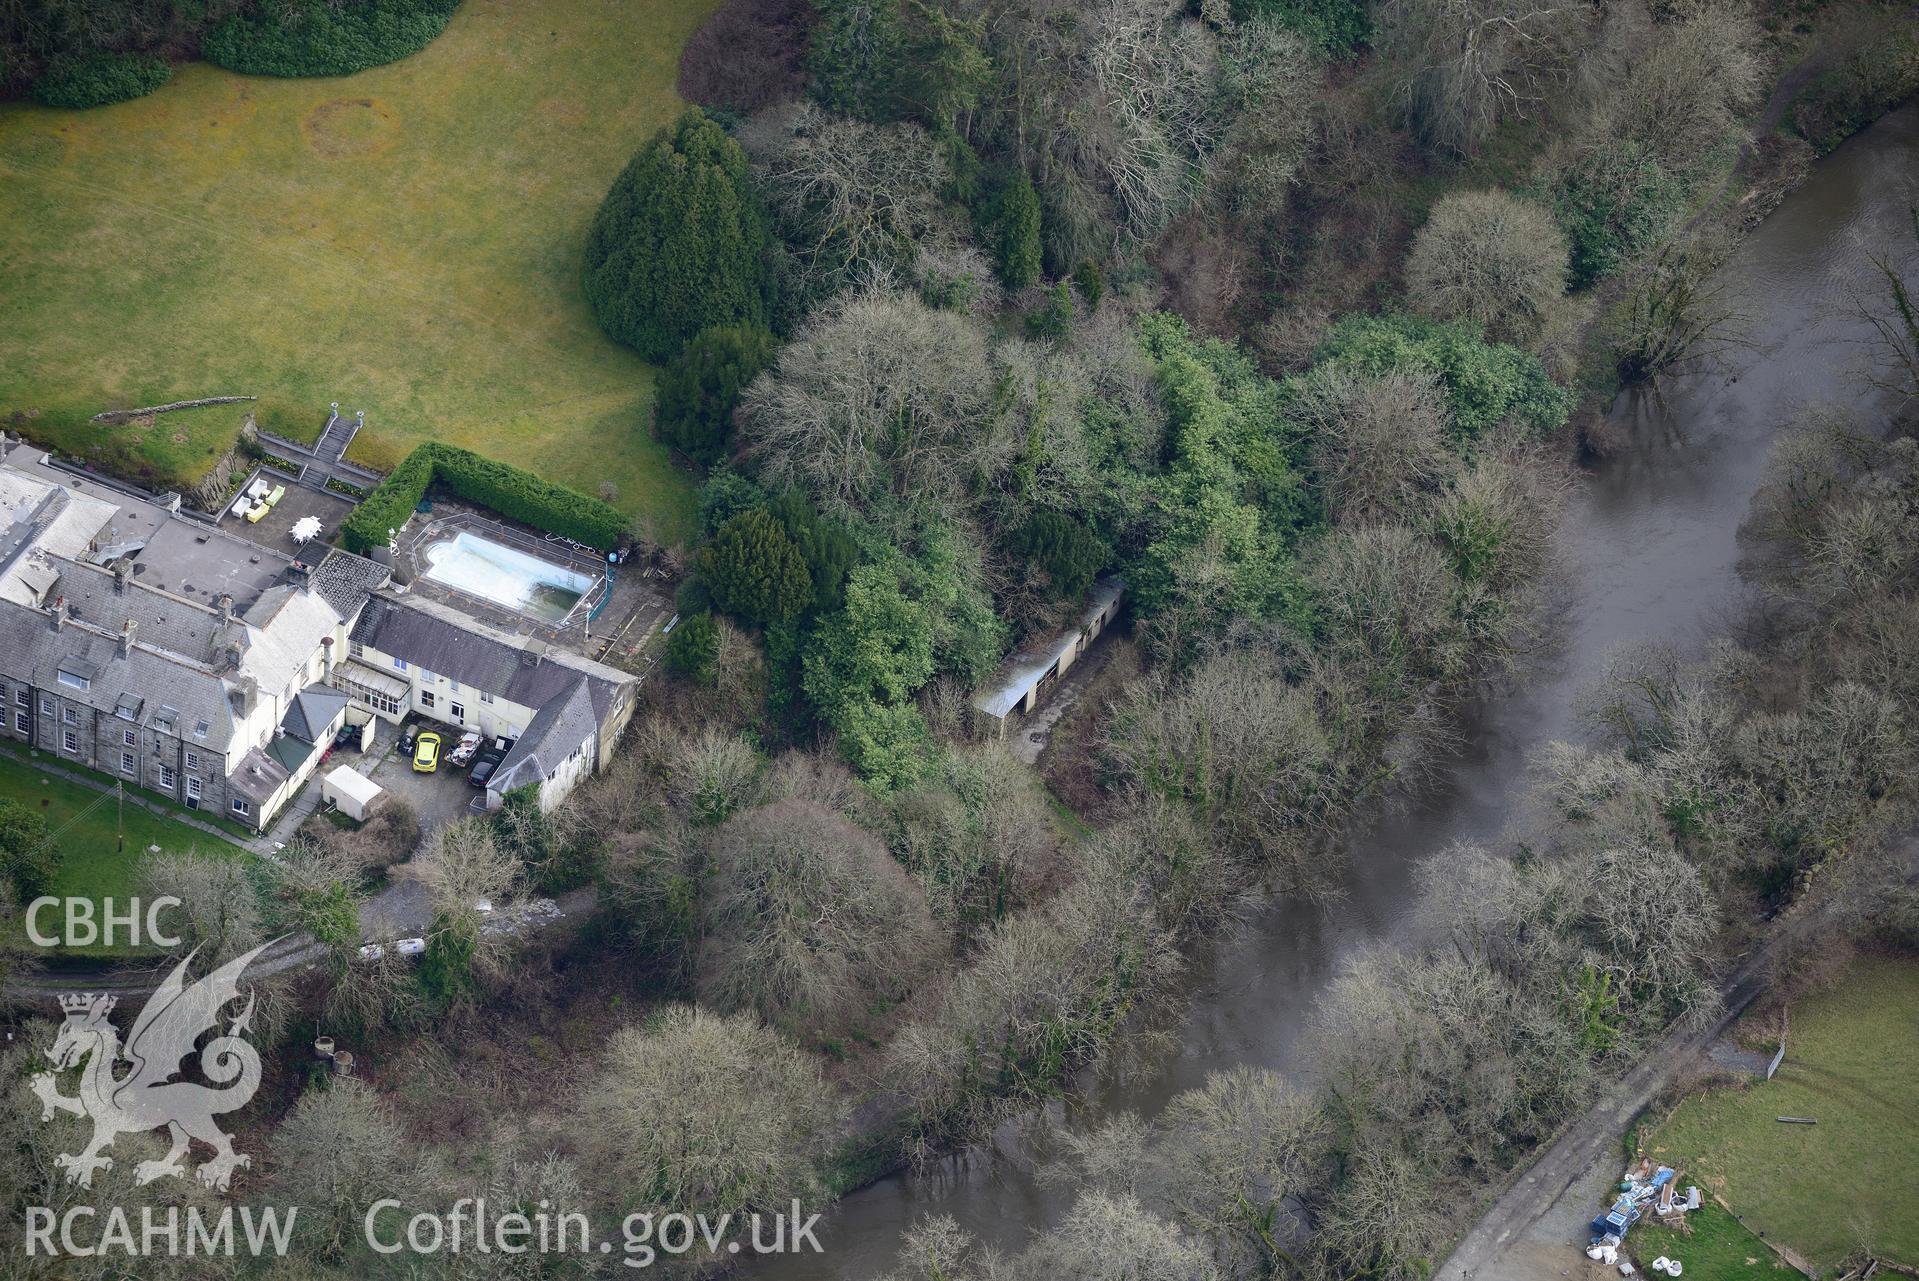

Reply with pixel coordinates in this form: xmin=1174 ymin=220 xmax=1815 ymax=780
xmin=322 ymin=765 xmax=383 ymax=822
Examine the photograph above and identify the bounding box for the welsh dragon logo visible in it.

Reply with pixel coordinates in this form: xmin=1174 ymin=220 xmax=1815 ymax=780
xmin=30 ymin=942 xmax=273 ymax=1191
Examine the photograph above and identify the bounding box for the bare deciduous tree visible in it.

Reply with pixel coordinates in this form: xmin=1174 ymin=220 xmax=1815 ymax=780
xmin=1158 ymin=1066 xmax=1332 ymax=1274
xmin=1405 ymin=189 xmax=1569 ymax=346
xmin=578 ymin=1006 xmax=830 ymax=1219
xmin=701 ymin=798 xmax=940 ymax=1026
xmin=1029 ymin=1191 xmax=1222 ymax=1281
xmin=271 ymin=1079 xmax=416 ymax=1261
xmin=1375 ymin=0 xmax=1589 ymax=154
xmin=140 ymin=850 xmax=263 ymax=964
xmin=740 ymin=290 xmax=1005 ymax=516
xmin=888 ymin=839 xmax=1181 ymax=1154
xmin=1597 ymin=0 xmax=1764 ymax=168
xmin=745 ymin=102 xmax=954 ymax=297
xmin=1295 ymin=364 xmax=1456 ymax=525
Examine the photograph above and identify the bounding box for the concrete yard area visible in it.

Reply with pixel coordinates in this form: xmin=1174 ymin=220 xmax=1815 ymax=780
xmin=361 ymin=721 xmax=489 ymax=833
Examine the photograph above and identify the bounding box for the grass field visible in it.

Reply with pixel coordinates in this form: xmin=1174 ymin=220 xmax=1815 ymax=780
xmin=0 ymin=748 xmax=250 ymax=957
xmin=0 ymin=0 xmax=716 ymax=540
xmin=1630 ymin=1203 xmax=1795 ymax=1281
xmin=1643 ymin=955 xmax=1919 ymax=1275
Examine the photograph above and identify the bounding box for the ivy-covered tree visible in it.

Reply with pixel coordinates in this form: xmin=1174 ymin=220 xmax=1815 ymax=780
xmin=802 ymin=563 xmax=938 ymax=787
xmin=701 ymin=509 xmax=814 ymax=627
xmin=655 ymin=324 xmax=777 ymax=464
xmin=987 ymin=168 xmax=1043 ymax=289
xmin=666 ymin=610 xmax=721 ymax=682
xmin=765 ymin=488 xmax=861 ymax=614
xmin=1010 ymin=510 xmax=1109 ymax=601
xmin=808 ymin=0 xmax=904 ymax=118
xmin=1313 ymin=313 xmax=1571 ymax=438
xmin=584 ymin=110 xmax=774 ymax=363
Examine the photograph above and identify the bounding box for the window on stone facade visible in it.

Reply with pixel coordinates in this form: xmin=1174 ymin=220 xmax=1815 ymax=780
xmin=61 ymin=707 xmax=76 ymax=725
xmin=122 ymin=729 xmax=136 ymax=747
xmin=13 ymin=712 xmax=25 ymax=733
xmin=14 ymin=687 xmax=26 ymax=707
xmin=121 ymin=752 xmax=135 ymax=776
xmin=62 ymin=730 xmax=77 ymax=754
xmin=159 ymin=764 xmax=176 ymax=790
xmin=231 ymin=797 xmax=251 ymax=817
xmin=40 ymin=696 xmax=52 ymax=715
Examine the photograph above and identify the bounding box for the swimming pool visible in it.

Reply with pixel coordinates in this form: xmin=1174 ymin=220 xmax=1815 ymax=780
xmin=419 ymin=529 xmax=598 ymax=623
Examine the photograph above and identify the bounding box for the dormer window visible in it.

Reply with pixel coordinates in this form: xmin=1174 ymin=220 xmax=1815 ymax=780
xmin=193 ymin=718 xmax=210 ymax=738
xmin=56 ymin=669 xmax=89 ymax=691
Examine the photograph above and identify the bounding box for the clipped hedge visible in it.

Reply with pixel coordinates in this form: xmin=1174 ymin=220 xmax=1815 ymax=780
xmin=30 ymin=52 xmax=172 ymax=109
xmin=203 ymin=0 xmax=460 ymax=78
xmin=341 ymin=443 xmax=627 ymax=553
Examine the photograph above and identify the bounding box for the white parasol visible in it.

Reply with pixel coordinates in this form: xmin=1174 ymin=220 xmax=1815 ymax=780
xmin=290 ymin=515 xmax=324 ymax=543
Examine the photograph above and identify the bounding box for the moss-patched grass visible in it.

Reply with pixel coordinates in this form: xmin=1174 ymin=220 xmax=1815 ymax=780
xmin=0 ymin=0 xmax=715 ymax=540
xmin=1630 ymin=1203 xmax=1794 ymax=1281
xmin=0 ymin=748 xmax=252 ymax=957
xmin=1643 ymin=956 xmax=1919 ymax=1274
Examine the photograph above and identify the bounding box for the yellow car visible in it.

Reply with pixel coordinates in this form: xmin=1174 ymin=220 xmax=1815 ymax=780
xmin=412 ymin=731 xmax=441 ymax=773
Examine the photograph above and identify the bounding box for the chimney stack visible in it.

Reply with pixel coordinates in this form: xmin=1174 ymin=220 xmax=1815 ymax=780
xmin=217 ymin=593 xmax=234 ymax=624
xmin=47 ymin=596 xmax=66 ymax=632
xmin=321 ymin=634 xmax=336 ymax=680
xmin=112 ymin=560 xmax=131 ymax=594
xmin=120 ymin=619 xmax=137 ymax=658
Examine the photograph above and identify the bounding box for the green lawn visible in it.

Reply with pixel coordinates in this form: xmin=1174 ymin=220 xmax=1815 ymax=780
xmin=1643 ymin=956 xmax=1919 ymax=1275
xmin=0 ymin=0 xmax=715 ymax=540
xmin=1631 ymin=1203 xmax=1796 ymax=1281
xmin=0 ymin=750 xmax=251 ymax=957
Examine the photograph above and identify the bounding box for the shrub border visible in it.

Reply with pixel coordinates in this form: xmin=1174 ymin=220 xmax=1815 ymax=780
xmin=340 ymin=442 xmax=627 ymax=554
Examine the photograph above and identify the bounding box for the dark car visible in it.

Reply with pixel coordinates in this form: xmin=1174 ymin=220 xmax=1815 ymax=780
xmin=467 ymin=745 xmax=508 ymax=789
xmin=398 ymin=725 xmax=418 ymax=756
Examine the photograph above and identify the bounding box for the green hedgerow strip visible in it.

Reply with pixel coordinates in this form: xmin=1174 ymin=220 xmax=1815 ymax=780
xmin=203 ymin=0 xmax=461 ymax=79
xmin=341 ymin=443 xmax=627 ymax=554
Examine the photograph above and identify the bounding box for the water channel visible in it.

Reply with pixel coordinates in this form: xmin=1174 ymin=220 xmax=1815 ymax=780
xmin=757 ymin=105 xmax=1919 ymax=1280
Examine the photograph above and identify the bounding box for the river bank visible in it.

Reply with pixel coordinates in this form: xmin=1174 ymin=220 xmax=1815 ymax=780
xmin=744 ymin=95 xmax=1919 ymax=1281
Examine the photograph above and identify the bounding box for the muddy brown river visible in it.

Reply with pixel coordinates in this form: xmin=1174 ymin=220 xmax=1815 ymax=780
xmin=755 ymin=105 xmax=1919 ymax=1280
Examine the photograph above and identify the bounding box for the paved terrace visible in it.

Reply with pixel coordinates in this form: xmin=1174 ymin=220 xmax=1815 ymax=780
xmin=214 ymin=464 xmax=359 ymax=556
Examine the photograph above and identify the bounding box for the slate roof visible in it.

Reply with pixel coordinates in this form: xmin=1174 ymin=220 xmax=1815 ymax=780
xmin=229 ymin=747 xmax=291 ymax=803
xmin=0 ymin=608 xmax=239 ymax=752
xmin=238 ymin=585 xmax=341 ymax=697
xmin=350 ymin=594 xmax=634 ymax=719
xmin=489 ymin=675 xmax=598 ymax=794
xmin=310 ymin=548 xmax=391 ymax=619
xmin=283 ymin=684 xmax=349 ymax=744
xmin=57 ymin=559 xmax=232 ymax=661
